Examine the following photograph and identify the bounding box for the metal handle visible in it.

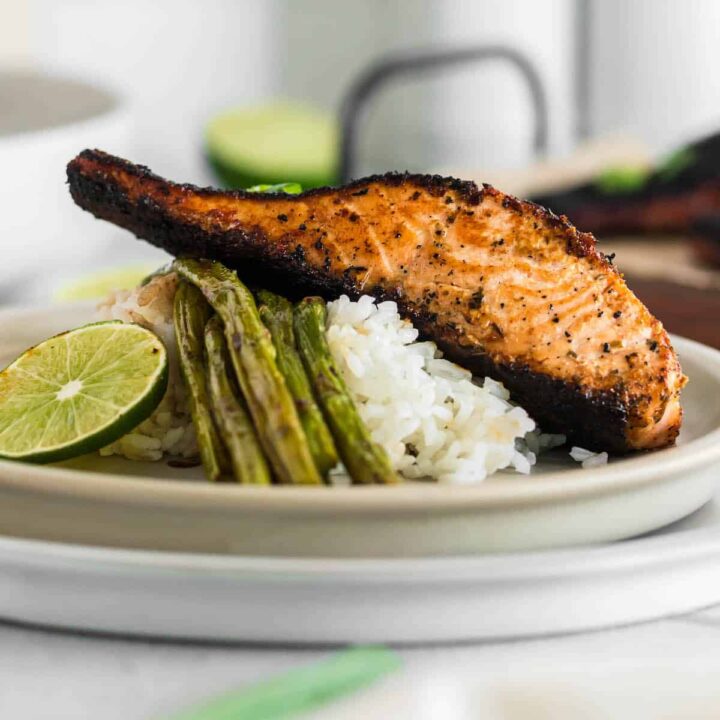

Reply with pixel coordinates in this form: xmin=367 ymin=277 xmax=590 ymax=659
xmin=338 ymin=45 xmax=549 ymax=183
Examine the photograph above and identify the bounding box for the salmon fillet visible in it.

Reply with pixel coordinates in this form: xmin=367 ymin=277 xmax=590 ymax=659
xmin=67 ymin=150 xmax=686 ymax=452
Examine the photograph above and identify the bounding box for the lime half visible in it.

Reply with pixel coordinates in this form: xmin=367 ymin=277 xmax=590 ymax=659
xmin=0 ymin=322 xmax=168 ymax=463
xmin=205 ymin=102 xmax=338 ymax=189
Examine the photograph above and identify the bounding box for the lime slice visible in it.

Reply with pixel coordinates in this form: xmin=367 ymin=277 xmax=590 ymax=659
xmin=0 ymin=321 xmax=168 ymax=463
xmin=205 ymin=102 xmax=338 ymax=189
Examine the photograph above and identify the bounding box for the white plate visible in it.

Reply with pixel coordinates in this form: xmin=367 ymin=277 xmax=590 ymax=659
xmin=0 ymin=303 xmax=719 ymax=558
xmin=2 ymin=495 xmax=720 ymax=643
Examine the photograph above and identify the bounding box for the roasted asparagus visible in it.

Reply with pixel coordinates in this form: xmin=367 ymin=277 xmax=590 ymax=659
xmin=174 ymin=259 xmax=322 ymax=485
xmin=294 ymin=297 xmax=398 ymax=485
xmin=173 ymin=281 xmax=229 ymax=481
xmin=204 ymin=315 xmax=271 ymax=485
xmin=257 ymin=290 xmax=338 ymax=479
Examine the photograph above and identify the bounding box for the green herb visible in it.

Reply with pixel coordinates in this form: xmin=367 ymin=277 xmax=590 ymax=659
xmin=164 ymin=646 xmax=401 ymax=720
xmin=596 ymin=165 xmax=650 ymax=194
xmin=246 ymin=182 xmax=303 ymax=194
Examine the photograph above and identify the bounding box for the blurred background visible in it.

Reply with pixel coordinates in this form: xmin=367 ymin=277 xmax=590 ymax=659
xmin=2 ymin=0 xmax=720 ymax=345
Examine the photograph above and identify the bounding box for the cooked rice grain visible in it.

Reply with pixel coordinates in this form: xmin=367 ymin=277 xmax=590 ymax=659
xmin=95 ymin=273 xmax=198 ymax=461
xmin=325 ymin=295 xmax=557 ymax=484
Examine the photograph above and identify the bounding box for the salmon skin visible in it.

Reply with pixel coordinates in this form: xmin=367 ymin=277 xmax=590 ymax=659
xmin=67 ymin=149 xmax=686 ymax=452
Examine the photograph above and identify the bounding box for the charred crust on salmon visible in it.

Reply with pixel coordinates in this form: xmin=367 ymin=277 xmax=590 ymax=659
xmin=68 ymin=150 xmax=606 ymax=267
xmin=67 ymin=149 xmax=686 ymax=452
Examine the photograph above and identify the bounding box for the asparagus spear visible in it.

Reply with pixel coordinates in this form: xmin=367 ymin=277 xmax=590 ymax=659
xmin=140 ymin=261 xmax=174 ymax=286
xmin=204 ymin=315 xmax=272 ymax=485
xmin=173 ymin=281 xmax=230 ymax=481
xmin=294 ymin=297 xmax=398 ymax=485
xmin=257 ymin=290 xmax=338 ymax=479
xmin=174 ymin=259 xmax=322 ymax=486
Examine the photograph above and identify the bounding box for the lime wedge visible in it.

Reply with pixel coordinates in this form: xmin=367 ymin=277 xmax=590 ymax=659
xmin=205 ymin=102 xmax=338 ymax=189
xmin=0 ymin=322 xmax=168 ymax=463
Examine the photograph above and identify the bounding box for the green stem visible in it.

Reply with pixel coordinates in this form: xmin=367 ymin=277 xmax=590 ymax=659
xmin=173 ymin=281 xmax=229 ymax=481
xmin=294 ymin=297 xmax=398 ymax=485
xmin=257 ymin=290 xmax=338 ymax=479
xmin=204 ymin=315 xmax=271 ymax=485
xmin=174 ymin=259 xmax=322 ymax=486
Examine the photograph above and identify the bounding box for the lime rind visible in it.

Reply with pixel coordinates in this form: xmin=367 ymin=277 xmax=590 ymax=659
xmin=0 ymin=321 xmax=168 ymax=464
xmin=205 ymin=102 xmax=338 ymax=190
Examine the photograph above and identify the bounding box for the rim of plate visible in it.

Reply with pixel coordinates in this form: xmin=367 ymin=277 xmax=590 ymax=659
xmin=0 ymin=515 xmax=718 ymax=583
xmin=1 ymin=302 xmax=719 ymax=513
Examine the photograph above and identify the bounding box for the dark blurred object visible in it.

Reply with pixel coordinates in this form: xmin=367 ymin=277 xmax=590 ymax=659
xmin=599 ymin=232 xmax=720 ymax=348
xmin=691 ymin=215 xmax=720 ymax=268
xmin=631 ymin=278 xmax=720 ymax=350
xmin=532 ymin=131 xmax=720 ymax=237
xmin=338 ymin=45 xmax=548 ymax=183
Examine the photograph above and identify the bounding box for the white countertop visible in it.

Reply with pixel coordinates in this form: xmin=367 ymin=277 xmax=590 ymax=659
xmin=2 ymin=605 xmax=720 ymax=719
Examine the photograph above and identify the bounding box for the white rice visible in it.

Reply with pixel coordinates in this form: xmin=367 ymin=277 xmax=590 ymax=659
xmin=95 ymin=273 xmax=198 ymax=462
xmin=570 ymin=446 xmax=609 ymax=469
xmin=96 ymin=281 xmax=567 ymax=482
xmin=325 ymin=295 xmax=564 ymax=484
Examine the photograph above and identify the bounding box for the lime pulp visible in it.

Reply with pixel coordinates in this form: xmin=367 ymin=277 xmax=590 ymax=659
xmin=0 ymin=321 xmax=168 ymax=463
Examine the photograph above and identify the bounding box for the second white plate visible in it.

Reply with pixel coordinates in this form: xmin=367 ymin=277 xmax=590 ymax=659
xmin=1 ymin=495 xmax=720 ymax=643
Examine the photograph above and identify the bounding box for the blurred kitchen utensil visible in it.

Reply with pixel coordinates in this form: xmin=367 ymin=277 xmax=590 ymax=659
xmin=0 ymin=70 xmax=133 ymax=293
xmin=338 ymin=45 xmax=549 ymax=183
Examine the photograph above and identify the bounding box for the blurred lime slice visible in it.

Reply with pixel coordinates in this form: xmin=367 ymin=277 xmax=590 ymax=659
xmin=205 ymin=102 xmax=338 ymax=189
xmin=0 ymin=321 xmax=168 ymax=463
xmin=56 ymin=264 xmax=158 ymax=302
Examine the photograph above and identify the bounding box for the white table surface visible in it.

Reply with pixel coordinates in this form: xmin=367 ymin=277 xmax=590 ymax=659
xmin=2 ymin=604 xmax=720 ymax=719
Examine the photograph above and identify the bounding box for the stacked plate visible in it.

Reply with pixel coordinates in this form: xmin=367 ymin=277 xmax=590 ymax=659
xmin=1 ymin=303 xmax=719 ymax=643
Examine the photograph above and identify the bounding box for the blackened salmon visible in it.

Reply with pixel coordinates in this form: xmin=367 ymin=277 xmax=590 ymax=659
xmin=67 ymin=149 xmax=686 ymax=452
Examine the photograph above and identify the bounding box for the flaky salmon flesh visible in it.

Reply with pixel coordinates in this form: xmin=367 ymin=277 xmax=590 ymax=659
xmin=67 ymin=150 xmax=686 ymax=452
